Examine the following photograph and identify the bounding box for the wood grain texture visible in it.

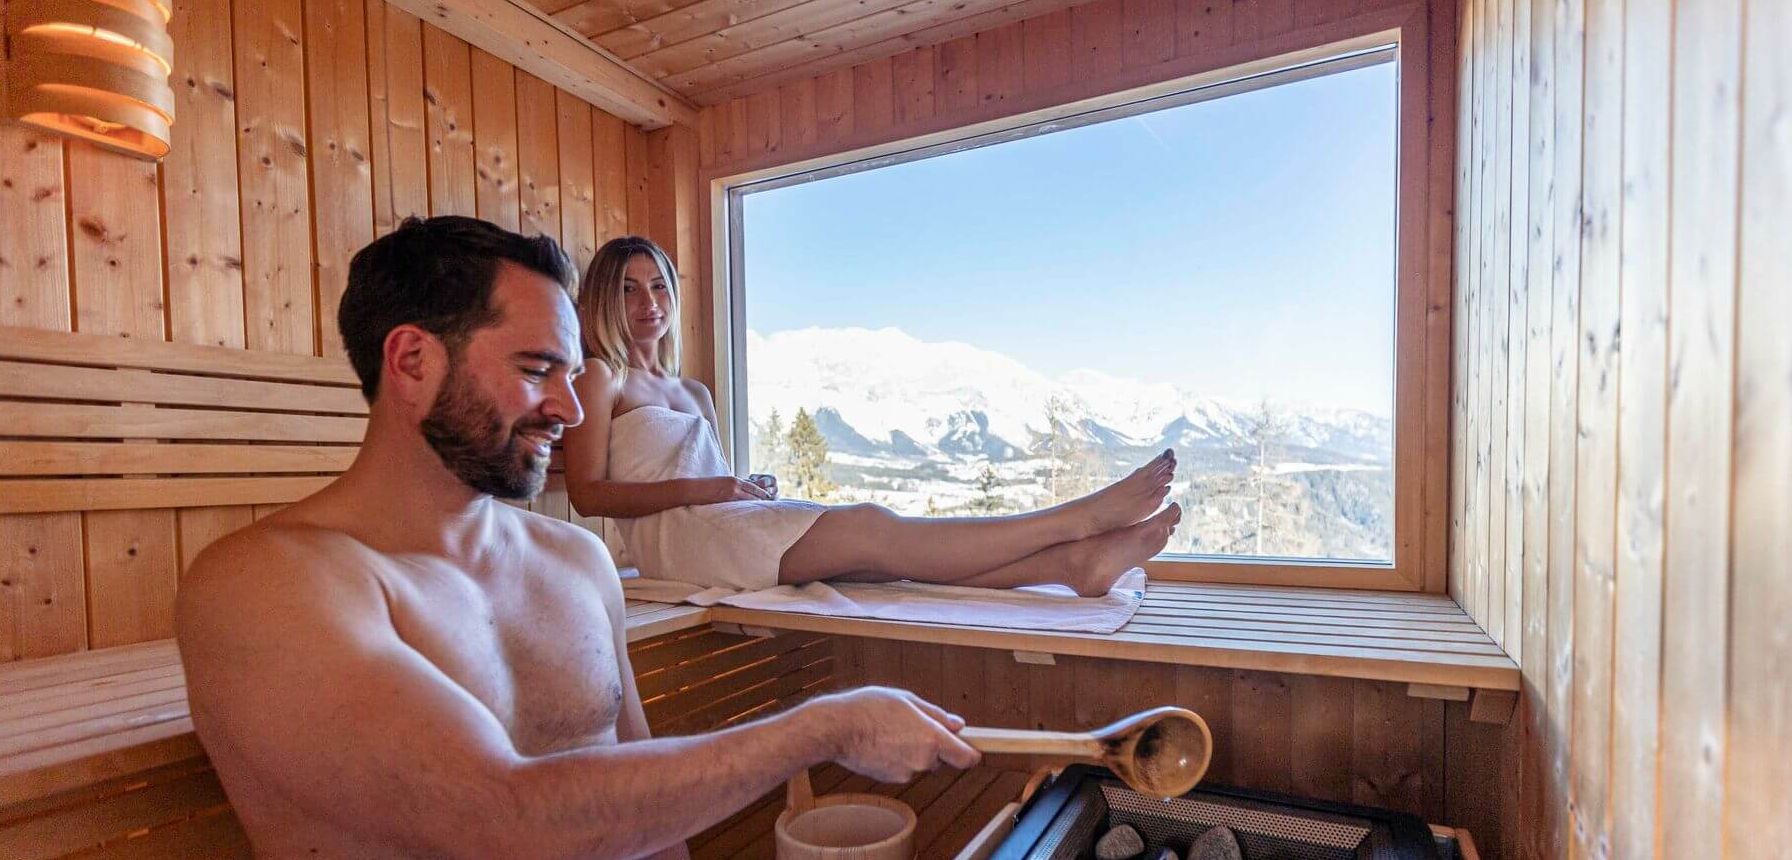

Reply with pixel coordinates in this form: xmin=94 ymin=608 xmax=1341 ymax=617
xmin=66 ymin=145 xmax=164 ymax=343
xmin=472 ymin=48 xmax=523 ymax=230
xmin=304 ymin=0 xmax=377 ymax=359
xmin=0 ymin=127 xmax=69 ymax=331
xmin=233 ymin=0 xmax=316 ymax=355
xmin=370 ymin=4 xmax=432 ymax=235
xmin=164 ymin=0 xmax=247 ymax=350
xmin=517 ymin=71 xmax=565 ymax=242
xmin=556 ymin=90 xmax=599 ymax=270
xmin=423 ymin=26 xmax=479 ymax=217
xmin=0 ymin=514 xmax=87 ymax=662
xmin=83 ymin=512 xmax=179 ymax=649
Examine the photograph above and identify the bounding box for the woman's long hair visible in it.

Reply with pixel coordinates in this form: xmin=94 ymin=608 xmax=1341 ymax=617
xmin=579 ymin=236 xmax=682 ymax=381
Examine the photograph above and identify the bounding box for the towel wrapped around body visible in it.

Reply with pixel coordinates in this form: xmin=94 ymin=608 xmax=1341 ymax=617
xmin=607 ymin=404 xmax=824 ymax=590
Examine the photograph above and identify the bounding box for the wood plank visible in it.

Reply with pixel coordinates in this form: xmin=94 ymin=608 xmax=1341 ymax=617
xmin=370 ymin=4 xmax=432 ymax=235
xmin=56 ymin=805 xmax=247 ymax=860
xmin=0 ymin=442 xmax=357 ymax=477
xmin=814 ymin=66 xmax=857 ymax=144
xmin=1501 ymin=0 xmax=1530 ymax=662
xmin=592 ymin=110 xmax=631 ymax=241
xmin=0 ymin=403 xmax=367 ymax=443
xmin=0 ymin=767 xmax=227 ymax=860
xmin=852 ymin=57 xmax=896 ymax=137
xmin=975 ymin=22 xmax=1024 ymax=111
xmin=175 ymin=507 xmax=257 ymax=575
xmin=516 ymin=72 xmax=564 ymax=243
xmin=472 ymin=49 xmax=523 ymax=231
xmin=1447 ymin=0 xmax=1473 ymax=617
xmin=1176 ymin=0 xmax=1234 ymax=59
xmin=424 ymin=26 xmax=480 ymax=217
xmin=1660 ymin=0 xmax=1742 ymax=855
xmin=930 ymin=35 xmax=978 ymax=116
xmin=1542 ymin=0 xmax=1584 ymax=851
xmin=1072 ymin=0 xmax=1125 ymax=82
xmin=891 ymin=46 xmax=937 ymax=127
xmin=233 ymin=0 xmax=316 ymax=355
xmin=1122 ymin=0 xmax=1176 ymax=70
xmin=1229 ymin=669 xmax=1292 ymax=791
xmin=0 ymin=641 xmax=181 ymax=693
xmin=0 ymin=513 xmax=87 ymax=661
xmin=66 ymin=145 xmax=164 ymax=343
xmin=1483 ymin=0 xmax=1509 ymax=648
xmin=1350 ymin=678 xmax=1425 ymax=813
xmin=0 ymin=126 xmax=69 ymax=331
xmin=1569 ymin=0 xmax=1620 ymax=853
xmin=164 ymin=0 xmax=247 ymax=350
xmin=1422 ymin=0 xmax=1459 ymax=599
xmin=0 ymin=361 xmax=368 ymax=415
xmin=922 ymin=769 xmax=1028 ymax=857
xmin=1727 ymin=2 xmax=1792 ymax=853
xmin=632 ymin=0 xmax=920 ymax=82
xmin=0 ymin=326 xmax=358 ymax=385
xmin=624 ymin=125 xmax=653 ymax=238
xmin=1020 ymin=8 xmax=1071 ymax=93
xmin=556 ymin=90 xmax=599 ymax=271
xmin=778 ymin=78 xmax=820 ymax=151
xmin=305 ymin=0 xmax=376 ymax=360
xmin=0 ymin=478 xmax=337 ymax=516
xmin=385 ymin=0 xmax=696 ymax=128
xmin=744 ymin=87 xmax=783 ymax=160
xmin=83 ymin=512 xmax=179 ymax=649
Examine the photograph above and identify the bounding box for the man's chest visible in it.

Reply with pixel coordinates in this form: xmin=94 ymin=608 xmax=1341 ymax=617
xmin=384 ymin=562 xmax=626 ymax=756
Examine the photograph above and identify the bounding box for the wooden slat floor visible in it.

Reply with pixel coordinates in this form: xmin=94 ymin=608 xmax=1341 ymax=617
xmin=691 ymin=763 xmax=1030 ymax=860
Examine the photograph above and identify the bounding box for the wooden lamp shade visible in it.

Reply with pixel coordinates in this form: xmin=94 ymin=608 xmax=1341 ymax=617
xmin=4 ymin=0 xmax=176 ymax=160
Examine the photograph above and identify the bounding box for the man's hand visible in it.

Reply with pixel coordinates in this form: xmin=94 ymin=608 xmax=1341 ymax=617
xmin=803 ymin=687 xmax=982 ymax=783
xmin=746 ymin=473 xmax=780 ymax=499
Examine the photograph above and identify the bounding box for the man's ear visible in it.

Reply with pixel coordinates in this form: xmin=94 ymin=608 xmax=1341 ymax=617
xmin=381 ymin=325 xmax=446 ymax=407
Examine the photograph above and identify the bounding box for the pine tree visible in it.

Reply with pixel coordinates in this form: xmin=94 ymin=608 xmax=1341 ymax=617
xmin=1041 ymin=395 xmax=1104 ymax=505
xmin=754 ymin=409 xmax=789 ymax=475
xmin=785 ymin=408 xmax=836 ymax=502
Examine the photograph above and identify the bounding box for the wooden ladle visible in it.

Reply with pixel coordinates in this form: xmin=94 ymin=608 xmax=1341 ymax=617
xmin=958 ymin=706 xmax=1213 ymax=800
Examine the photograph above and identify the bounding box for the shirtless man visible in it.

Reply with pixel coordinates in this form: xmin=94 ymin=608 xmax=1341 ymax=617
xmin=176 ymin=216 xmax=981 ymax=859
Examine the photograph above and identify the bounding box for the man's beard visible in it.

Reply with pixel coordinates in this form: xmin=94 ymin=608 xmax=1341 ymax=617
xmin=420 ymin=364 xmax=555 ymax=500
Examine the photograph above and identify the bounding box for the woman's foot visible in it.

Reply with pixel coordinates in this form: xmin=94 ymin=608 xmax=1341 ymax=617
xmin=1062 ymin=450 xmax=1177 ymax=539
xmin=1065 ymin=503 xmax=1182 ymax=597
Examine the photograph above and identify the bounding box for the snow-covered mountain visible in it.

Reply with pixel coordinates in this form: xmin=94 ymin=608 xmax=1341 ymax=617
xmin=744 ymin=326 xmax=1391 ymax=464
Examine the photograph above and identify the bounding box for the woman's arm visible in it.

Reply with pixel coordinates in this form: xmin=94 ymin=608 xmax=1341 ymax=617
xmin=563 ymin=364 xmax=770 ymax=519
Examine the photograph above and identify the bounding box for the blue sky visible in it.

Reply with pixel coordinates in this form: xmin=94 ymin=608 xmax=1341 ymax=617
xmin=740 ymin=60 xmax=1399 ymax=416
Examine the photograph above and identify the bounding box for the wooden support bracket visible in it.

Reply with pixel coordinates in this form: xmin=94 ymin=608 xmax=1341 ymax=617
xmin=710 ymin=622 xmax=779 ymax=638
xmin=1468 ymin=688 xmax=1519 ymax=724
xmin=1011 ymin=650 xmax=1057 ymax=666
xmin=1406 ymin=682 xmax=1472 ymax=701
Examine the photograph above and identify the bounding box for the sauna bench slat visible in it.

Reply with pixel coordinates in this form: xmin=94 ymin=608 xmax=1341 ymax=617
xmin=0 ymin=603 xmax=712 ymax=808
xmin=707 ymin=580 xmax=1521 ymax=692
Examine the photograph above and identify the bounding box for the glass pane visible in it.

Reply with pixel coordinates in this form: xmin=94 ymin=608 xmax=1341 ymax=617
xmin=739 ymin=59 xmax=1398 ymax=564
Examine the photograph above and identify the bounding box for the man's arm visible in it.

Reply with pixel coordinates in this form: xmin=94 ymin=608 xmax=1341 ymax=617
xmin=599 ymin=543 xmax=691 ymax=860
xmin=178 ymin=530 xmax=975 ymax=860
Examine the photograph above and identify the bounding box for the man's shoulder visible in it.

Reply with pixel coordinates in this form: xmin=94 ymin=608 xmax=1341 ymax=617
xmin=177 ymin=520 xmax=385 ymax=641
xmin=506 ymin=506 xmax=621 ymax=586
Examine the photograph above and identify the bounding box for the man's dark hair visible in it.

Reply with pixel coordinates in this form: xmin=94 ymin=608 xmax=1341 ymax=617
xmin=338 ymin=216 xmax=576 ymax=400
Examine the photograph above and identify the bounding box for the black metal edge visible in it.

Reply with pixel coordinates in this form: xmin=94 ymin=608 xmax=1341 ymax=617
xmin=988 ymin=764 xmax=1108 ymax=860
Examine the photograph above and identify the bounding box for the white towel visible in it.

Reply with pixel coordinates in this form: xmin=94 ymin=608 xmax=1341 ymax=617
xmin=621 ymin=568 xmax=1147 ymax=635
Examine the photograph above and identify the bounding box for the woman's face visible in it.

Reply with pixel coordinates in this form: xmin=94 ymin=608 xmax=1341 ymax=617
xmin=620 ymin=253 xmax=671 ymax=344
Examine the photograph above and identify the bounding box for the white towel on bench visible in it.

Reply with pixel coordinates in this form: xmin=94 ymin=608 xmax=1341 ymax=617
xmin=620 ymin=568 xmax=1147 ymax=635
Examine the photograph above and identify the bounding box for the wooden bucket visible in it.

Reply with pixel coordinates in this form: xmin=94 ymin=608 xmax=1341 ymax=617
xmin=774 ymin=769 xmax=917 ymax=860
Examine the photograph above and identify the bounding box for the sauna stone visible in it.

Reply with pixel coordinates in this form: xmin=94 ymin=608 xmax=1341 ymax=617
xmin=1187 ymin=825 xmax=1243 ymax=860
xmin=1094 ymin=823 xmax=1145 ymax=860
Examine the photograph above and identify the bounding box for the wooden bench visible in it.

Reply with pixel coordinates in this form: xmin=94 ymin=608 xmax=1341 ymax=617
xmin=0 ymin=600 xmax=712 ymax=809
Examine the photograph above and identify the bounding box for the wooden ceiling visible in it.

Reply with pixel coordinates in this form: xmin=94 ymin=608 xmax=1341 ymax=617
xmin=525 ymin=0 xmax=1090 ymax=105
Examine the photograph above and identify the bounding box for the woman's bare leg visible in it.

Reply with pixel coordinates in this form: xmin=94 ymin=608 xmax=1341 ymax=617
xmin=826 ymin=504 xmax=1182 ymax=597
xmin=778 ymin=452 xmax=1177 ymax=585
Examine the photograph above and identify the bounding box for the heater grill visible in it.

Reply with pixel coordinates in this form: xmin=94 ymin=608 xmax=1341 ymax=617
xmin=990 ymin=765 xmax=1453 ymax=860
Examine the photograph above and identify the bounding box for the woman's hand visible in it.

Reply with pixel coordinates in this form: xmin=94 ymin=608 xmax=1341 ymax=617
xmin=746 ymin=474 xmax=779 ymax=499
xmin=694 ymin=476 xmax=775 ymax=504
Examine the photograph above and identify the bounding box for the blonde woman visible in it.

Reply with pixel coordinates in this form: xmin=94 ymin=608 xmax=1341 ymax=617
xmin=564 ymin=236 xmax=1181 ymax=597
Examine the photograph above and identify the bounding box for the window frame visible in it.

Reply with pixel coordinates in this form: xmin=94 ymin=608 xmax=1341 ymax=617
xmin=704 ymin=23 xmax=1442 ymax=593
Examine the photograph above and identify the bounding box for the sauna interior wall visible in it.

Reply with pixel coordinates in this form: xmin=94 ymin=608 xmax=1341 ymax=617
xmin=0 ymin=0 xmax=703 ymax=662
xmin=1450 ymin=0 xmax=1789 ymax=858
xmin=685 ymin=0 xmax=1537 ymax=856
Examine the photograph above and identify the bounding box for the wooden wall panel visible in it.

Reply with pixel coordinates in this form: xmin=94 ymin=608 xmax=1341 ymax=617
xmin=304 ymin=0 xmax=376 ymax=359
xmin=164 ymin=0 xmax=247 ymax=350
xmin=472 ymin=49 xmax=522 ymax=230
xmin=423 ymin=26 xmax=478 ymax=217
xmin=516 ymin=72 xmax=563 ymax=243
xmin=1454 ymin=0 xmax=1789 ymax=855
xmin=369 ymin=4 xmax=431 ymax=235
xmin=233 ymin=0 xmax=316 ymax=355
xmin=0 ymin=2 xmax=649 ymax=665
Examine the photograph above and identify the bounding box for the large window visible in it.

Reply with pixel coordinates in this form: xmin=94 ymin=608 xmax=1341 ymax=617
xmin=720 ymin=43 xmax=1432 ymax=589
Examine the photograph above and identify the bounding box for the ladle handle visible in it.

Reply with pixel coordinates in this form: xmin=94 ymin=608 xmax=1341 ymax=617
xmin=958 ymin=727 xmax=1106 ymax=758
xmin=786 ymin=767 xmax=815 ymax=813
